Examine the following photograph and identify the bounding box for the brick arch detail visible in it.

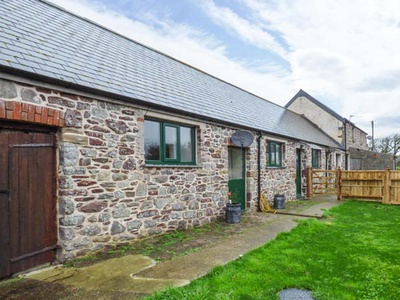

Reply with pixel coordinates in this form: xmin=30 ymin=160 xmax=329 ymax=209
xmin=0 ymin=99 xmax=64 ymax=127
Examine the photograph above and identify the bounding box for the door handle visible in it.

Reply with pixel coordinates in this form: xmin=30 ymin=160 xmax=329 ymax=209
xmin=0 ymin=189 xmax=9 ymax=194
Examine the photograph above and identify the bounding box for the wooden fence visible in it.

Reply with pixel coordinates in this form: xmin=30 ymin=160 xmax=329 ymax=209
xmin=307 ymin=168 xmax=400 ymax=204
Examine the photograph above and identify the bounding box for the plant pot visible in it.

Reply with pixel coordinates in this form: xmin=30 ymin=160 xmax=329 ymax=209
xmin=225 ymin=203 xmax=241 ymax=223
xmin=273 ymin=194 xmax=286 ymax=209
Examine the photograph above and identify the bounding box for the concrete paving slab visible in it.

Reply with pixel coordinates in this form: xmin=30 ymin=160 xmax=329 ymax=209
xmin=135 ymin=215 xmax=302 ymax=281
xmin=298 ymin=200 xmax=341 ymax=216
xmin=26 ymin=255 xmax=188 ymax=294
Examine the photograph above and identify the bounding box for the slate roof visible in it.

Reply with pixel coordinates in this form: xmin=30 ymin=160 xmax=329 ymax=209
xmin=0 ymin=0 xmax=342 ymax=149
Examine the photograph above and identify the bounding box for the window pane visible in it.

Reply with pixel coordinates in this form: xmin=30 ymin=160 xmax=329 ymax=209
xmin=270 ymin=144 xmax=276 ymax=165
xmin=312 ymin=149 xmax=320 ymax=168
xmin=269 ymin=142 xmax=281 ymax=166
xmin=180 ymin=127 xmax=193 ymax=162
xmin=229 ymin=148 xmax=243 ymax=180
xmin=275 ymin=144 xmax=281 ymax=165
xmin=312 ymin=150 xmax=316 ymax=166
xmin=144 ymin=120 xmax=160 ymax=160
xmin=165 ymin=126 xmax=177 ymax=159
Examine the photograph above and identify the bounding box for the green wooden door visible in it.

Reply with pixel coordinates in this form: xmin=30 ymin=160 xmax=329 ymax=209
xmin=296 ymin=149 xmax=302 ymax=197
xmin=228 ymin=147 xmax=246 ymax=210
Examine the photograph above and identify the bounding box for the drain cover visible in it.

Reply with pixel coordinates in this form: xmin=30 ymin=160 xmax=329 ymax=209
xmin=279 ymin=288 xmax=314 ymax=300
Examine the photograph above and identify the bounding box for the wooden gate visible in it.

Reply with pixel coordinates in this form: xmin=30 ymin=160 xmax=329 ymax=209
xmin=0 ymin=124 xmax=57 ymax=278
xmin=306 ymin=168 xmax=338 ymax=197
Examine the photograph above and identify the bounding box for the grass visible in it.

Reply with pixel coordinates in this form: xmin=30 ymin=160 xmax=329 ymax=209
xmin=147 ymin=201 xmax=400 ymax=300
xmin=63 ymin=255 xmax=97 ymax=268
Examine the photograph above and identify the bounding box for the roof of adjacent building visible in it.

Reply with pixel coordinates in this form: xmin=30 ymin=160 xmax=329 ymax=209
xmin=286 ymin=89 xmax=368 ymax=135
xmin=0 ymin=0 xmax=342 ymax=148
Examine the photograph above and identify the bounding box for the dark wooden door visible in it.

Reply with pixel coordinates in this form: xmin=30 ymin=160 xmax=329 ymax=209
xmin=0 ymin=127 xmax=57 ymax=278
xmin=228 ymin=147 xmax=246 ymax=210
xmin=296 ymin=149 xmax=302 ymax=197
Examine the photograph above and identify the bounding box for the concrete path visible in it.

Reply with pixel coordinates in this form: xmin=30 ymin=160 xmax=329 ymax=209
xmin=26 ymin=197 xmax=342 ymax=298
xmin=135 ymin=214 xmax=301 ymax=282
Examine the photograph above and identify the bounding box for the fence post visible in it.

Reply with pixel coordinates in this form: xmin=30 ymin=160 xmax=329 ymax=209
xmin=337 ymin=167 xmax=342 ymax=201
xmin=384 ymin=167 xmax=390 ymax=204
xmin=306 ymin=167 xmax=312 ymax=198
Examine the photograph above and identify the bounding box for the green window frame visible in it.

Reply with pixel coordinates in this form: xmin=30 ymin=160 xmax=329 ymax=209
xmin=267 ymin=141 xmax=283 ymax=167
xmin=312 ymin=149 xmax=321 ymax=168
xmin=144 ymin=119 xmax=196 ymax=165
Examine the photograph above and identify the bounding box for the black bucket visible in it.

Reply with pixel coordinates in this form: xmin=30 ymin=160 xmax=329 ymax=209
xmin=225 ymin=203 xmax=241 ymax=223
xmin=273 ymin=194 xmax=286 ymax=209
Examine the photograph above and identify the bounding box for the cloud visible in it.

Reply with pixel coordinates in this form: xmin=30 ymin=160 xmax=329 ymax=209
xmin=47 ymin=0 xmax=295 ymax=104
xmin=241 ymin=0 xmax=400 ymax=137
xmin=196 ymin=0 xmax=288 ymax=61
xmin=356 ymin=70 xmax=400 ymax=92
xmin=47 ymin=0 xmax=400 ymax=137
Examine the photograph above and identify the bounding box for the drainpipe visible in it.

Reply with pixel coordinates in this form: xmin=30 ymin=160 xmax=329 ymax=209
xmin=344 ymin=121 xmax=348 ymax=170
xmin=257 ymin=132 xmax=262 ymax=211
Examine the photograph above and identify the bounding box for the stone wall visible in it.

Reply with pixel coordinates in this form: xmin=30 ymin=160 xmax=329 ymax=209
xmin=346 ymin=123 xmax=368 ymax=150
xmin=0 ymin=79 xmax=65 ymax=126
xmin=0 ymin=79 xmax=252 ymax=260
xmin=287 ymin=96 xmax=368 ymax=152
xmin=350 ymin=148 xmax=395 ymax=170
xmin=286 ymin=96 xmax=343 ymax=145
xmin=0 ymin=78 xmax=337 ymax=260
xmin=257 ymin=138 xmax=341 ymax=201
xmin=259 ymin=139 xmax=296 ymax=201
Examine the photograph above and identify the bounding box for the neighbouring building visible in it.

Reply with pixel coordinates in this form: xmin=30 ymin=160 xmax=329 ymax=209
xmin=349 ymin=148 xmax=395 ymax=170
xmin=0 ymin=0 xmax=343 ymax=278
xmin=286 ymin=89 xmax=368 ymax=169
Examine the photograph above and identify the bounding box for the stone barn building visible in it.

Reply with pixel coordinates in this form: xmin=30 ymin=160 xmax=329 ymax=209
xmin=0 ymin=0 xmax=342 ymax=278
xmin=286 ymin=89 xmax=369 ymax=170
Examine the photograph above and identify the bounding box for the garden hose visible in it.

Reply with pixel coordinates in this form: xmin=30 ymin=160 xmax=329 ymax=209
xmin=260 ymin=192 xmax=277 ymax=214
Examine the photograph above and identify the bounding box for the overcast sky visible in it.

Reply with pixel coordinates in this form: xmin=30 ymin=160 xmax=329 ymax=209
xmin=48 ymin=0 xmax=400 ymax=138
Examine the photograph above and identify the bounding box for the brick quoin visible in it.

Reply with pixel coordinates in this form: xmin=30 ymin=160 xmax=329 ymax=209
xmin=0 ymin=99 xmax=64 ymax=127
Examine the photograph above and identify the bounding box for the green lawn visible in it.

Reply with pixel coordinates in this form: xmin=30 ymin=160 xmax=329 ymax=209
xmin=147 ymin=201 xmax=400 ymax=300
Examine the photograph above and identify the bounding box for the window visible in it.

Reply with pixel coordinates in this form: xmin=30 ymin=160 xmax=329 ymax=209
xmin=336 ymin=153 xmax=341 ymax=168
xmin=312 ymin=149 xmax=321 ymax=168
xmin=267 ymin=141 xmax=283 ymax=167
xmin=144 ymin=119 xmax=196 ymax=165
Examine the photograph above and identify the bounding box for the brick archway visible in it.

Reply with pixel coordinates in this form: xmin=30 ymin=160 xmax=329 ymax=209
xmin=0 ymin=99 xmax=64 ymax=127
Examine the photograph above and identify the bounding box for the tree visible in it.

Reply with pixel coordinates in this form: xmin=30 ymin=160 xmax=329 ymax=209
xmin=374 ymin=134 xmax=400 ymax=155
xmin=374 ymin=134 xmax=400 ymax=169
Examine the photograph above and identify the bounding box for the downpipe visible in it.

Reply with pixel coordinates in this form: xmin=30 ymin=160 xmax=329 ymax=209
xmin=257 ymin=132 xmax=262 ymax=211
